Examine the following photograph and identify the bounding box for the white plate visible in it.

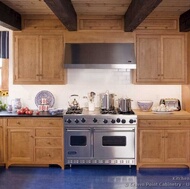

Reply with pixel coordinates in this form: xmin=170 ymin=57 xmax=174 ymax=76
xmin=152 ymin=111 xmax=173 ymax=114
xmin=35 ymin=90 xmax=55 ymax=107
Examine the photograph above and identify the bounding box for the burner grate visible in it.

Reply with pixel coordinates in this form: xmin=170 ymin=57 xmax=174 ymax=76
xmin=66 ymin=108 xmax=83 ymax=114
xmin=117 ymin=108 xmax=135 ymax=115
xmin=100 ymin=108 xmax=117 ymax=114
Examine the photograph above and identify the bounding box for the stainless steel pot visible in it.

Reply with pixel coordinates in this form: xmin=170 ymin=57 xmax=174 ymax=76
xmin=100 ymin=91 xmax=115 ymax=110
xmin=118 ymin=98 xmax=132 ymax=112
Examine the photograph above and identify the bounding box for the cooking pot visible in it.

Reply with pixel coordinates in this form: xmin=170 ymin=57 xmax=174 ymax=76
xmin=118 ymin=98 xmax=132 ymax=112
xmin=100 ymin=91 xmax=115 ymax=110
xmin=68 ymin=94 xmax=80 ymax=109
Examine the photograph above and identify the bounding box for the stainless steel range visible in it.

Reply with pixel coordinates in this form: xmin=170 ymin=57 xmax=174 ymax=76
xmin=64 ymin=108 xmax=137 ymax=166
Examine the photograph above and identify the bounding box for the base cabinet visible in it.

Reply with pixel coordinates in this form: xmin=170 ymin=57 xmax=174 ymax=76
xmin=138 ymin=119 xmax=189 ymax=169
xmin=0 ymin=120 xmax=4 ymax=163
xmin=7 ymin=128 xmax=34 ymax=163
xmin=6 ymin=118 xmax=64 ymax=169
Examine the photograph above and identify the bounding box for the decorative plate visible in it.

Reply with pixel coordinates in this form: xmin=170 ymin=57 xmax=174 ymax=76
xmin=35 ymin=90 xmax=55 ymax=108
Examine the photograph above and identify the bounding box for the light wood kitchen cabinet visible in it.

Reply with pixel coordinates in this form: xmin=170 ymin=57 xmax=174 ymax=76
xmin=6 ymin=117 xmax=64 ymax=169
xmin=138 ymin=119 xmax=189 ymax=169
xmin=14 ymin=32 xmax=66 ymax=84
xmin=7 ymin=128 xmax=34 ymax=163
xmin=135 ymin=34 xmax=187 ymax=84
xmin=0 ymin=119 xmax=5 ymax=163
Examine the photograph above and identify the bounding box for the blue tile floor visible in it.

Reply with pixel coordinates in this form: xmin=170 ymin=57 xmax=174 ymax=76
xmin=1 ymin=165 xmax=190 ymax=189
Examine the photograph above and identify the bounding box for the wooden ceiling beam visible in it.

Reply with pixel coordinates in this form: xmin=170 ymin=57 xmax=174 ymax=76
xmin=0 ymin=2 xmax=21 ymax=30
xmin=180 ymin=9 xmax=190 ymax=32
xmin=124 ymin=0 xmax=162 ymax=32
xmin=44 ymin=0 xmax=77 ymax=31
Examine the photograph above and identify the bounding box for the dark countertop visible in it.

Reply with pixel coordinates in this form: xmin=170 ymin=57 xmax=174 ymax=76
xmin=0 ymin=111 xmax=63 ymax=117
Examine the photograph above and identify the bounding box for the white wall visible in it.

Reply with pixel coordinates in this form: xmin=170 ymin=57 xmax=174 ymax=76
xmin=4 ymin=29 xmax=181 ymax=110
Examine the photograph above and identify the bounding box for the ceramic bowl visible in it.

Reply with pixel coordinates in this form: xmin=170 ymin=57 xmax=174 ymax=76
xmin=137 ymin=100 xmax=153 ymax=111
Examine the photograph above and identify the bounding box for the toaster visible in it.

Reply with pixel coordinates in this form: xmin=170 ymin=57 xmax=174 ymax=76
xmin=159 ymin=98 xmax=181 ymax=111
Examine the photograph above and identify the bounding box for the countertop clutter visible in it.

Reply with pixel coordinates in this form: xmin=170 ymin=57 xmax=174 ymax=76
xmin=134 ymin=109 xmax=190 ymax=119
xmin=0 ymin=110 xmax=63 ymax=117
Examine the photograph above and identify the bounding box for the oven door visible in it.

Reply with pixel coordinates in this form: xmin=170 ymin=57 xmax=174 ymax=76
xmin=65 ymin=128 xmax=92 ymax=158
xmin=94 ymin=128 xmax=135 ymax=158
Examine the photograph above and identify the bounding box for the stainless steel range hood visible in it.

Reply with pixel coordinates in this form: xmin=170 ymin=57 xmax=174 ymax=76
xmin=64 ymin=43 xmax=136 ymax=69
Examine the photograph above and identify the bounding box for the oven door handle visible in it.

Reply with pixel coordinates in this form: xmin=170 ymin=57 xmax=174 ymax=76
xmin=66 ymin=129 xmax=91 ymax=131
xmin=93 ymin=128 xmax=135 ymax=132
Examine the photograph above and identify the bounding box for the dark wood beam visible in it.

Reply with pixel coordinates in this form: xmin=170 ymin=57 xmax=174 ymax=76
xmin=0 ymin=1 xmax=21 ymax=30
xmin=44 ymin=0 xmax=77 ymax=31
xmin=180 ymin=9 xmax=190 ymax=32
xmin=124 ymin=0 xmax=162 ymax=32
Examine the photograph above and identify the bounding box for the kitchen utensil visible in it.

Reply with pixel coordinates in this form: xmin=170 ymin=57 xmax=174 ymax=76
xmin=100 ymin=91 xmax=115 ymax=110
xmin=118 ymin=98 xmax=132 ymax=112
xmin=159 ymin=98 xmax=181 ymax=111
xmin=88 ymin=91 xmax=96 ymax=111
xmin=89 ymin=91 xmax=96 ymax=102
xmin=68 ymin=94 xmax=80 ymax=109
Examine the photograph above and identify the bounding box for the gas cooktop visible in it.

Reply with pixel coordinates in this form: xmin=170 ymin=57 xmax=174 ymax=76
xmin=65 ymin=108 xmax=135 ymax=115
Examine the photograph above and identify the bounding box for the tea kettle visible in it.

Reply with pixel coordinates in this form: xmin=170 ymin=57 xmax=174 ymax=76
xmin=68 ymin=94 xmax=80 ymax=109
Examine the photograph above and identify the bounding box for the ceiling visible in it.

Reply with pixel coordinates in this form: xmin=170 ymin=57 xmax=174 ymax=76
xmin=1 ymin=0 xmax=190 ymax=18
xmin=1 ymin=0 xmax=190 ymax=32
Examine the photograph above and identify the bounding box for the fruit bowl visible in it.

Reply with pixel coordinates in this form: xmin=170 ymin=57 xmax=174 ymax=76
xmin=137 ymin=100 xmax=153 ymax=111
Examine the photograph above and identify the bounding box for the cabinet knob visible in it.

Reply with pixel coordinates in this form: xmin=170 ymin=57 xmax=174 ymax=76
xmin=17 ymin=122 xmax=21 ymax=125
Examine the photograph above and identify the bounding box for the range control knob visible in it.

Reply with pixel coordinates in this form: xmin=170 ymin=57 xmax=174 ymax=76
xmin=121 ymin=119 xmax=126 ymax=124
xmin=93 ymin=118 xmax=98 ymax=123
xmin=75 ymin=119 xmax=79 ymax=123
xmin=81 ymin=118 xmax=86 ymax=123
xmin=116 ymin=118 xmax=121 ymax=123
xmin=66 ymin=119 xmax=72 ymax=123
xmin=129 ymin=119 xmax=135 ymax=124
xmin=111 ymin=119 xmax=116 ymax=124
xmin=103 ymin=119 xmax=108 ymax=124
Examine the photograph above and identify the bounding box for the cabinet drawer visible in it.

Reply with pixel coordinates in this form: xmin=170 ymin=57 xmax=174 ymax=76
xmin=35 ymin=119 xmax=62 ymax=127
xmin=35 ymin=129 xmax=62 ymax=137
xmin=35 ymin=138 xmax=62 ymax=147
xmin=139 ymin=120 xmax=190 ymax=127
xmin=35 ymin=148 xmax=62 ymax=162
xmin=7 ymin=118 xmax=33 ymax=127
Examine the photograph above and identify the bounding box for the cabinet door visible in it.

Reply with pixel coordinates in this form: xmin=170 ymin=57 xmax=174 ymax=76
xmin=139 ymin=130 xmax=164 ymax=163
xmin=0 ymin=126 xmax=3 ymax=162
xmin=165 ymin=130 xmax=189 ymax=162
xmin=7 ymin=129 xmax=34 ymax=162
xmin=136 ymin=35 xmax=161 ymax=82
xmin=161 ymin=35 xmax=186 ymax=83
xmin=14 ymin=35 xmax=39 ymax=84
xmin=39 ymin=35 xmax=65 ymax=84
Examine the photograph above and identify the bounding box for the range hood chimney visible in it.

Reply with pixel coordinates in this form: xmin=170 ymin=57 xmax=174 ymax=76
xmin=64 ymin=43 xmax=136 ymax=69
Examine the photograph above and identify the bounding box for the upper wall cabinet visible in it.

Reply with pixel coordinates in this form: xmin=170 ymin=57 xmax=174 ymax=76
xmin=14 ymin=32 xmax=66 ymax=85
xmin=134 ymin=34 xmax=187 ymax=84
